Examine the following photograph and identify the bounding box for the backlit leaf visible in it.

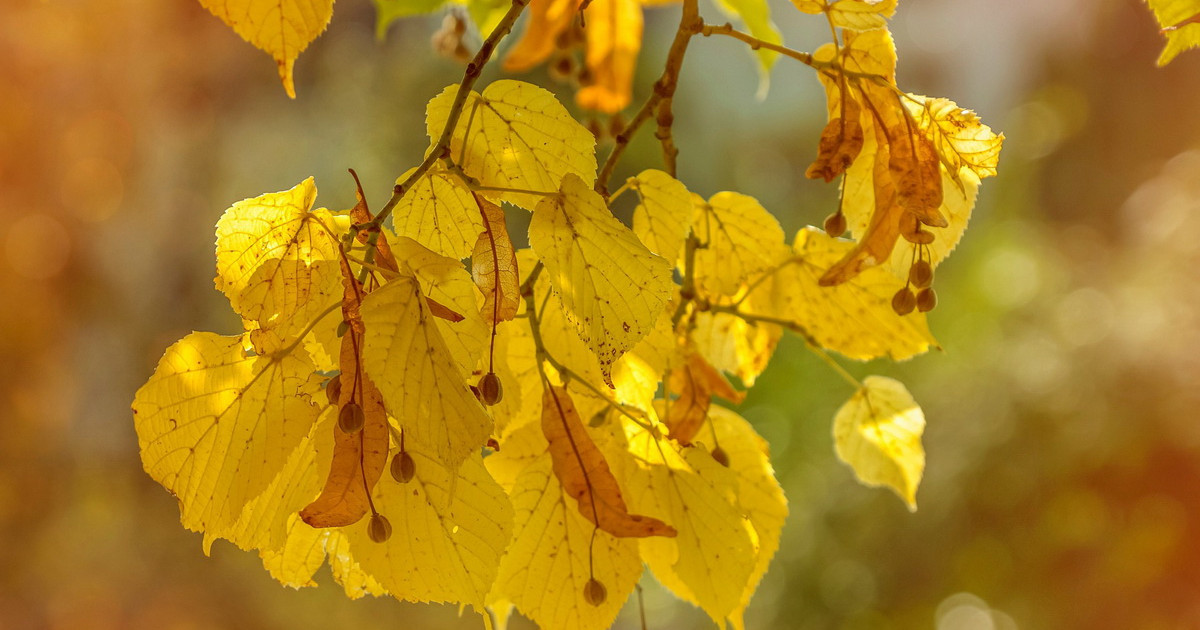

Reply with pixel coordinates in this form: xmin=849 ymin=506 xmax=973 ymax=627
xmin=530 ymin=174 xmax=674 ymax=385
xmin=471 ymin=194 xmax=521 ymax=324
xmin=1147 ymin=0 xmax=1200 ymax=65
xmin=198 ymin=0 xmax=334 ymax=98
xmin=629 ymin=169 xmax=693 ymax=263
xmin=133 ymin=332 xmax=322 ymax=541
xmin=791 ymin=0 xmax=896 ymax=31
xmin=691 ymin=191 xmax=788 ymax=297
xmin=427 ymin=80 xmax=597 ymax=210
xmin=833 ymin=375 xmax=925 ymax=510
xmin=214 ymin=177 xmax=342 ymax=353
xmin=491 ymin=457 xmax=644 ymax=630
xmin=360 ymin=275 xmax=493 ymax=470
xmin=393 ymin=168 xmax=483 ymax=261
xmin=577 ymin=0 xmax=643 ymax=113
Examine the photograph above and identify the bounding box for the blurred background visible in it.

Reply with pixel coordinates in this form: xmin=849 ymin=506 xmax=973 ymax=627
xmin=3 ymin=0 xmax=1200 ymax=628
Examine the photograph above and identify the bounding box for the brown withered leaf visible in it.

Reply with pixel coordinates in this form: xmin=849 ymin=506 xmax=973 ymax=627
xmin=542 ymin=385 xmax=676 ymax=538
xmin=425 ymin=295 xmax=465 ymax=322
xmin=887 ymin=119 xmax=946 ymax=228
xmin=820 ymin=126 xmax=903 ymax=286
xmin=347 ymin=170 xmax=400 ymax=273
xmin=301 ymin=265 xmax=390 ymax=527
xmin=806 ymin=95 xmax=865 ymax=183
xmin=666 ymin=353 xmax=746 ymax=445
xmin=471 ymin=193 xmax=520 ymax=324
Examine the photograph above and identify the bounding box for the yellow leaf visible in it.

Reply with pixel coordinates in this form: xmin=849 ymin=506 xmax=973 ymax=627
xmin=503 ymin=0 xmax=580 ymax=72
xmin=198 ymin=0 xmax=334 ymax=98
xmin=133 ymin=332 xmax=322 ymax=541
xmin=791 ymin=0 xmax=896 ymax=31
xmin=833 ymin=375 xmax=925 ymax=510
xmin=707 ymin=406 xmax=787 ymax=630
xmin=577 ymin=0 xmax=643 ymax=113
xmin=530 ymin=174 xmax=674 ymax=385
xmin=343 ymin=449 xmax=514 ymax=609
xmin=324 ymin=530 xmax=389 ymax=598
xmin=755 ymin=227 xmax=938 ymax=360
xmin=807 ymin=93 xmax=865 ymax=182
xmin=359 ymin=275 xmax=493 ymax=470
xmin=491 ymin=457 xmax=644 ymax=630
xmin=259 ymin=515 xmax=329 ymax=589
xmin=905 ymin=94 xmax=1004 ymax=182
xmin=1147 ymin=0 xmax=1200 ymax=64
xmin=427 ymin=80 xmax=597 ymax=210
xmin=690 ymin=310 xmax=781 ymax=387
xmin=692 ymin=191 xmax=788 ymax=297
xmin=392 ymin=168 xmax=484 ymax=260
xmin=630 ymin=169 xmax=694 ymax=263
xmin=612 ymin=418 xmax=757 ymax=627
xmin=664 ymin=352 xmax=744 ymax=445
xmin=214 ymin=177 xmax=343 ymax=353
xmin=542 ymin=385 xmax=676 ymax=537
xmin=392 ymin=237 xmax=490 ymax=377
xmin=486 ymin=416 xmax=548 ymax=492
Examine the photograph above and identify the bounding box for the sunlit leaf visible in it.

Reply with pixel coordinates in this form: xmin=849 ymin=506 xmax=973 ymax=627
xmin=833 ymin=375 xmax=925 ymax=510
xmin=629 ymin=169 xmax=694 ymax=264
xmin=791 ymin=0 xmax=896 ymax=31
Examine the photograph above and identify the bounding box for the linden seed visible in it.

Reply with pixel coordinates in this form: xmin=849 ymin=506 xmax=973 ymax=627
xmin=891 ymin=287 xmax=917 ymax=316
xmin=711 ymin=446 xmax=730 ymax=468
xmin=916 ymin=287 xmax=938 ymax=313
xmin=583 ymin=578 xmax=607 ymax=606
xmin=903 ymin=229 xmax=935 ymax=245
xmin=478 ymin=372 xmax=503 ymax=406
xmin=338 ymin=401 xmax=365 ymax=434
xmin=908 ymin=260 xmax=933 ymax=289
xmin=391 ymin=451 xmax=416 ymax=483
xmin=367 ymin=513 xmax=392 ymax=543
xmin=325 ymin=376 xmax=342 ymax=407
xmin=823 ymin=212 xmax=847 ymax=238
xmin=550 ymin=54 xmax=575 ymax=80
xmin=587 ymin=118 xmax=603 ymax=141
xmin=336 ymin=320 xmax=350 ymax=338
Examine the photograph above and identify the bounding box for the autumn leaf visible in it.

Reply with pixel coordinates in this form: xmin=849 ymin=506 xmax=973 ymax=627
xmin=529 ymin=174 xmax=674 ymax=386
xmin=359 ymin=275 xmax=493 ymax=470
xmin=577 ymin=0 xmax=644 ymax=113
xmin=471 ymin=193 xmax=521 ymax=325
xmin=691 ymin=191 xmax=789 ymax=297
xmin=392 ymin=168 xmax=484 ymax=260
xmin=502 ymin=0 xmax=580 ymax=74
xmin=904 ymin=94 xmax=1004 ymax=184
xmin=834 ymin=375 xmax=925 ymax=510
xmin=343 ymin=448 xmax=514 ymax=609
xmin=690 ymin=310 xmax=781 ymax=387
xmin=490 ymin=457 xmax=644 ymax=630
xmin=542 ymin=385 xmax=676 ymax=537
xmin=629 ymin=169 xmax=694 ymax=263
xmin=198 ymin=0 xmax=334 ymax=98
xmin=133 ymin=332 xmax=323 ymax=542
xmin=214 ymin=177 xmax=343 ymax=353
xmin=753 ymin=227 xmax=939 ymax=361
xmin=426 ymin=81 xmax=597 ymax=210
xmin=807 ymin=92 xmax=865 ymax=182
xmin=1147 ymin=0 xmax=1200 ymax=65
xmin=609 ymin=417 xmax=757 ymax=626
xmin=791 ymin=0 xmax=896 ymax=31
xmin=346 ymin=170 xmax=400 ymax=272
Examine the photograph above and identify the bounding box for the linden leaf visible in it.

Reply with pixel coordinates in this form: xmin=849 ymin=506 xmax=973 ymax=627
xmin=360 ymin=275 xmax=493 ymax=470
xmin=344 ymin=449 xmax=514 ymax=609
xmin=427 ymin=80 xmax=597 ymax=210
xmin=664 ymin=352 xmax=745 ymax=445
xmin=132 ymin=332 xmax=321 ymax=541
xmin=887 ymin=119 xmax=946 ymax=226
xmin=707 ymin=406 xmax=787 ymax=630
xmin=904 ymin=94 xmax=1004 ymax=183
xmin=692 ymin=191 xmax=788 ymax=297
xmin=753 ymin=228 xmax=938 ymax=360
xmin=471 ymin=193 xmax=521 ymax=325
xmin=392 ymin=237 xmax=490 ymax=377
xmin=393 ymin=168 xmax=483 ymax=260
xmin=198 ymin=0 xmax=334 ymax=98
xmin=807 ymin=93 xmax=865 ymax=183
xmin=791 ymin=0 xmax=897 ymax=31
xmin=542 ymin=385 xmax=677 ymax=538
xmin=1147 ymin=0 xmax=1200 ymax=65
xmin=630 ymin=169 xmax=694 ymax=263
xmin=502 ymin=0 xmax=579 ymax=73
xmin=299 ymin=331 xmax=390 ymax=528
xmin=529 ymin=174 xmax=674 ymax=386
xmin=690 ymin=310 xmax=781 ymax=387
xmin=577 ymin=0 xmax=643 ymax=113
xmin=613 ymin=418 xmax=757 ymax=626
xmin=490 ymin=457 xmax=644 ymax=630
xmin=214 ymin=177 xmax=343 ymax=352
xmin=833 ymin=375 xmax=925 ymax=511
